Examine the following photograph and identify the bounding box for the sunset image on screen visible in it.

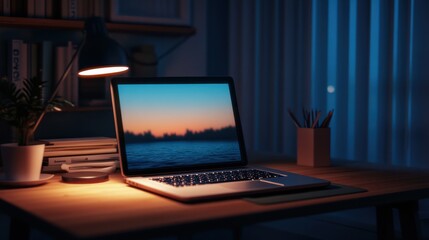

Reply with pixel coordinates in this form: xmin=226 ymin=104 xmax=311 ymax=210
xmin=118 ymin=84 xmax=236 ymax=138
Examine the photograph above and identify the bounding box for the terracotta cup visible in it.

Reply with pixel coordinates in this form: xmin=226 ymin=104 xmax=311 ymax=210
xmin=1 ymin=143 xmax=45 ymax=181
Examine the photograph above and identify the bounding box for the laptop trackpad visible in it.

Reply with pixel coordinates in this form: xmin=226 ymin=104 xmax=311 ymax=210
xmin=221 ymin=180 xmax=281 ymax=191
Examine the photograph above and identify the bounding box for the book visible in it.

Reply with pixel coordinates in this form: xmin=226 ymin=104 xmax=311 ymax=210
xmin=43 ymin=153 xmax=119 ymax=165
xmin=41 ymin=137 xmax=118 ymax=157
xmin=44 ymin=144 xmax=117 ymax=152
xmin=3 ymin=0 xmax=10 ymax=16
xmin=42 ymin=137 xmax=117 ymax=146
xmin=66 ymin=41 xmax=79 ymax=105
xmin=27 ymin=0 xmax=34 ymax=17
xmin=42 ymin=160 xmax=119 ymax=173
xmin=39 ymin=41 xmax=54 ymax=101
xmin=9 ymin=39 xmax=26 ymax=90
xmin=54 ymin=44 xmax=66 ymax=98
xmin=60 ymin=0 xmax=68 ymax=18
xmin=34 ymin=0 xmax=45 ymax=17
xmin=27 ymin=42 xmax=38 ymax=80
xmin=43 ymin=147 xmax=117 ymax=157
xmin=20 ymin=41 xmax=28 ymax=85
xmin=68 ymin=0 xmax=77 ymax=19
xmin=93 ymin=0 xmax=105 ymax=18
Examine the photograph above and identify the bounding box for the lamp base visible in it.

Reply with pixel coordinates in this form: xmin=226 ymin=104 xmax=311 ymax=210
xmin=61 ymin=172 xmax=109 ymax=184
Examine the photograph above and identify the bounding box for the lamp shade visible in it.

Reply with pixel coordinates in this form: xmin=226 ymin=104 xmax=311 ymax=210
xmin=78 ymin=17 xmax=129 ymax=78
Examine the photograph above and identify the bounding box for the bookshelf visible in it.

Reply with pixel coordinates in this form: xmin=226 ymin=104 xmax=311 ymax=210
xmin=0 ymin=16 xmax=196 ymax=110
xmin=0 ymin=16 xmax=196 ymax=36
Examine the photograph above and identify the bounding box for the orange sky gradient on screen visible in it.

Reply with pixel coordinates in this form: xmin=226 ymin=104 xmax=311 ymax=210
xmin=124 ymin=107 xmax=235 ymax=137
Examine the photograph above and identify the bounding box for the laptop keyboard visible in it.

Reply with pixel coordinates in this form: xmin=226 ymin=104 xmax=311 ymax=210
xmin=150 ymin=169 xmax=283 ymax=187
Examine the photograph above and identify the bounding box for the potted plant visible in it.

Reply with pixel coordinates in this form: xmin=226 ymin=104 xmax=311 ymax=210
xmin=0 ymin=77 xmax=72 ymax=181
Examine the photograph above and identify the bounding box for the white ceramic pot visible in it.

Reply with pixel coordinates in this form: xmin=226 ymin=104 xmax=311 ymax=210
xmin=1 ymin=143 xmax=45 ymax=181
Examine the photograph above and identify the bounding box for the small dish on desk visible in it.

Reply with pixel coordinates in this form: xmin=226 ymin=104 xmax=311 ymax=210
xmin=0 ymin=174 xmax=54 ymax=187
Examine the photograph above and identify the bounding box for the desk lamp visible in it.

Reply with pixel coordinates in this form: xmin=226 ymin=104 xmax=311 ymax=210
xmin=35 ymin=17 xmax=128 ymax=183
xmin=34 ymin=16 xmax=129 ymax=131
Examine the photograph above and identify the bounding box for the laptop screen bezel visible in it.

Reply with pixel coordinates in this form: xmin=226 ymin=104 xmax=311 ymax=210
xmin=110 ymin=77 xmax=248 ymax=176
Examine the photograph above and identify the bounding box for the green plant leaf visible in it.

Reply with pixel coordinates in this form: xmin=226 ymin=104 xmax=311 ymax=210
xmin=1 ymin=76 xmax=74 ymax=145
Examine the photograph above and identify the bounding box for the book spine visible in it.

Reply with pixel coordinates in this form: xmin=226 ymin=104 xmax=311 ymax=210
xmin=66 ymin=41 xmax=79 ymax=105
xmin=43 ymin=147 xmax=118 ymax=157
xmin=45 ymin=0 xmax=52 ymax=18
xmin=42 ymin=137 xmax=117 ymax=145
xmin=68 ymin=0 xmax=77 ymax=19
xmin=9 ymin=39 xmax=23 ymax=89
xmin=27 ymin=0 xmax=34 ymax=17
xmin=40 ymin=41 xmax=53 ymax=102
xmin=42 ymin=160 xmax=119 ymax=173
xmin=60 ymin=0 xmax=68 ymax=18
xmin=45 ymin=153 xmax=119 ymax=165
xmin=34 ymin=0 xmax=45 ymax=17
xmin=20 ymin=41 xmax=28 ymax=83
xmin=65 ymin=41 xmax=72 ymax=102
xmin=93 ymin=0 xmax=104 ymax=18
xmin=54 ymin=44 xmax=66 ymax=98
xmin=28 ymin=42 xmax=38 ymax=80
xmin=3 ymin=0 xmax=10 ymax=16
xmin=72 ymin=42 xmax=79 ymax=105
xmin=76 ymin=0 xmax=84 ymax=19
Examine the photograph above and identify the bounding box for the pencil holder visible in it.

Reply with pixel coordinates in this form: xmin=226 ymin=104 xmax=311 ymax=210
xmin=297 ymin=128 xmax=330 ymax=167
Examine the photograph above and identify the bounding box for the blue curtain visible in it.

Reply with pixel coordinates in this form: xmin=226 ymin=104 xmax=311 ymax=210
xmin=229 ymin=0 xmax=429 ymax=167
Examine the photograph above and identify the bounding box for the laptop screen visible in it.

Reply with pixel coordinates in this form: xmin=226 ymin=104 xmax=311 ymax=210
xmin=111 ymin=77 xmax=247 ymax=175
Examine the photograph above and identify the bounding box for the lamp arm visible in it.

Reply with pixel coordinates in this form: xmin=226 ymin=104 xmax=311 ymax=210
xmin=48 ymin=32 xmax=86 ymax=103
xmin=32 ymin=32 xmax=87 ymax=135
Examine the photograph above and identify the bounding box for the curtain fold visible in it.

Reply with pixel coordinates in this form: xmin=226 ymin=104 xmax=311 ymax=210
xmin=229 ymin=0 xmax=429 ymax=167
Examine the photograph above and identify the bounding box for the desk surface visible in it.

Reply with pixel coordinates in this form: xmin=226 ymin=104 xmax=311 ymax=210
xmin=1 ymin=161 xmax=429 ymax=240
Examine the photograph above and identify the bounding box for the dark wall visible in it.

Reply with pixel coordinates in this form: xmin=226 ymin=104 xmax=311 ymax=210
xmin=34 ymin=109 xmax=116 ymax=139
xmin=206 ymin=0 xmax=229 ymax=76
xmin=0 ymin=121 xmax=12 ymax=144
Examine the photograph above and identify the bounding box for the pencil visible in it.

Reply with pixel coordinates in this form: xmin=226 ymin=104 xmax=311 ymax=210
xmin=288 ymin=109 xmax=302 ymax=128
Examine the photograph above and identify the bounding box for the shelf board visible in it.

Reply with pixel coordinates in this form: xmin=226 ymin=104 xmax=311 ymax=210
xmin=56 ymin=105 xmax=113 ymax=112
xmin=0 ymin=16 xmax=196 ymax=36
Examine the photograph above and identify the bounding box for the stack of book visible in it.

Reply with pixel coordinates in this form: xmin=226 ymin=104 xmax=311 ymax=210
xmin=41 ymin=137 xmax=119 ymax=173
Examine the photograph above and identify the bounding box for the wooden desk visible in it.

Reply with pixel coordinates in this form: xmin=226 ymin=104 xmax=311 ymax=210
xmin=1 ymin=161 xmax=429 ymax=240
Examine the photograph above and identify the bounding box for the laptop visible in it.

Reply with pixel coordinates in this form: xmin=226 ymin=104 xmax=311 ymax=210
xmin=110 ymin=77 xmax=330 ymax=202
